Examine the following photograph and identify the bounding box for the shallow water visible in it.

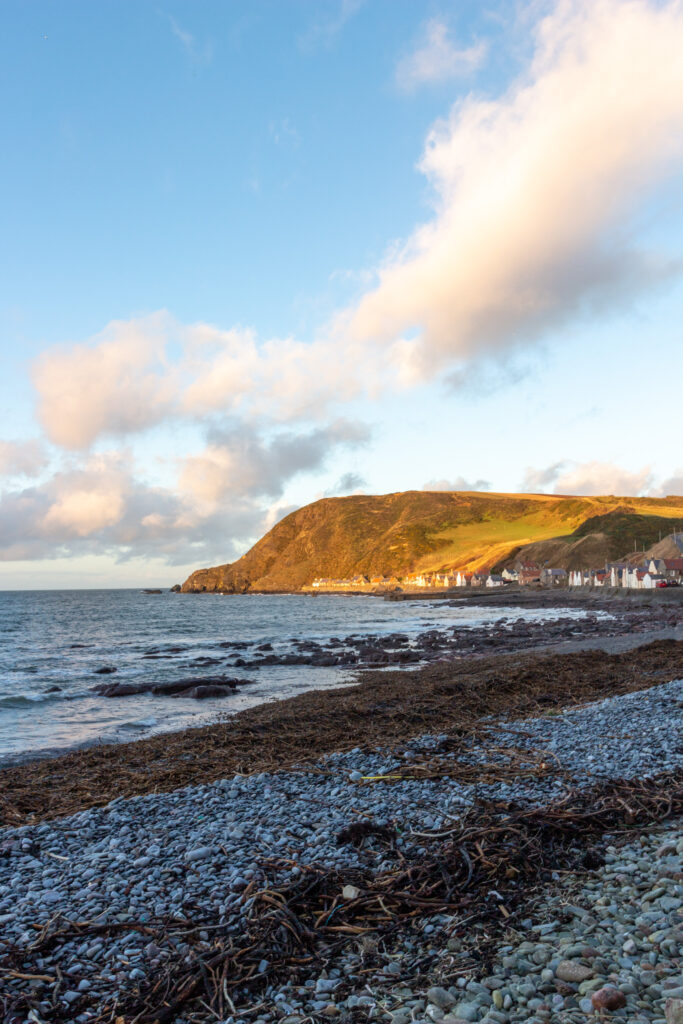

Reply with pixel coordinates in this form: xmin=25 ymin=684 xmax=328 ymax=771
xmin=0 ymin=590 xmax=594 ymax=762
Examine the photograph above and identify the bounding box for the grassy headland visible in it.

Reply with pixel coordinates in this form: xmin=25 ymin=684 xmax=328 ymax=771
xmin=181 ymin=490 xmax=683 ymax=593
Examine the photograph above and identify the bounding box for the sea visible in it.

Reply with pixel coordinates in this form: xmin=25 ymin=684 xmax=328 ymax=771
xmin=0 ymin=590 xmax=593 ymax=765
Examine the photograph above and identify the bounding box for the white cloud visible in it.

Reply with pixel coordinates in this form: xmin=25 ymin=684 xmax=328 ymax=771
xmin=521 ymin=461 xmax=567 ymax=492
xmin=31 ymin=312 xmax=389 ymax=450
xmin=178 ymin=421 xmax=370 ymax=513
xmin=0 ymin=439 xmax=48 ymax=477
xmin=423 ymin=476 xmax=491 ymax=492
xmin=349 ymin=0 xmax=683 ymax=381
xmin=659 ymin=470 xmax=683 ymax=496
xmin=522 ymin=460 xmax=654 ymax=496
xmin=33 ymin=312 xmax=175 ymax=449
xmin=0 ymin=422 xmax=369 ymax=563
xmin=396 ymin=18 xmax=487 ymax=92
xmin=0 ymin=451 xmax=260 ymax=564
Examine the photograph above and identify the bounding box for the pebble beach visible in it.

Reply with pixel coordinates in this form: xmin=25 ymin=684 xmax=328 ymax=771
xmin=1 ymin=641 xmax=681 ymax=1024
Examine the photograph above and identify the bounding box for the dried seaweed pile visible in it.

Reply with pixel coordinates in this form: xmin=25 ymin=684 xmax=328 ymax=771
xmin=2 ymin=771 xmax=680 ymax=1024
xmin=2 ymin=639 xmax=681 ymax=827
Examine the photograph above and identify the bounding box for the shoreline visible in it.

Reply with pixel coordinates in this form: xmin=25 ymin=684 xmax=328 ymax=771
xmin=1 ymin=583 xmax=679 ymax=775
xmin=2 ymin=623 xmax=680 ymax=776
xmin=1 ymin=632 xmax=681 ymax=827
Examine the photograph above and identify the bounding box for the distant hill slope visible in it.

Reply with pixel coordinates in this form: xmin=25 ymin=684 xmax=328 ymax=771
xmin=181 ymin=491 xmax=683 ymax=592
xmin=494 ymin=510 xmax=683 ymax=572
xmin=637 ymin=532 xmax=683 ymax=561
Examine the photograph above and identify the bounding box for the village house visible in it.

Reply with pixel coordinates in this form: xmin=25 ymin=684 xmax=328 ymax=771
xmin=518 ymin=562 xmax=541 ymax=585
xmin=486 ymin=574 xmax=504 ymax=587
xmin=541 ymin=567 xmax=568 ymax=586
xmin=502 ymin=567 xmax=519 ymax=582
xmin=662 ymin=558 xmax=683 ymax=579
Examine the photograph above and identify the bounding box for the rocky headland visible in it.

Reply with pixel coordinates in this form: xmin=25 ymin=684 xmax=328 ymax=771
xmin=178 ymin=491 xmax=683 ymax=594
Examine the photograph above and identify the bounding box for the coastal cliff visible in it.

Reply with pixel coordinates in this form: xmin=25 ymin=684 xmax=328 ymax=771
xmin=181 ymin=490 xmax=683 ymax=593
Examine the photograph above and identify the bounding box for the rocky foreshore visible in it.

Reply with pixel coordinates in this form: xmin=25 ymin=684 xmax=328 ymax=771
xmin=85 ymin=601 xmax=681 ymax=697
xmin=1 ymin=670 xmax=681 ymax=1023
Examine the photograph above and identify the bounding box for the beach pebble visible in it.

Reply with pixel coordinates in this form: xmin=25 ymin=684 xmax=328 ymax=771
xmin=591 ymin=986 xmax=628 ymax=1010
xmin=555 ymin=960 xmax=593 ymax=982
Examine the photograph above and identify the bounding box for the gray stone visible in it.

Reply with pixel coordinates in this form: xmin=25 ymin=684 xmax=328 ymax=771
xmin=555 ymin=960 xmax=594 ymax=983
xmin=452 ymin=1003 xmax=480 ymax=1022
xmin=184 ymin=846 xmax=213 ymax=862
xmin=665 ymin=998 xmax=683 ymax=1024
xmin=428 ymin=987 xmax=457 ymax=1010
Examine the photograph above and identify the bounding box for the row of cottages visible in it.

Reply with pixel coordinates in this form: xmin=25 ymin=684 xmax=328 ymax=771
xmin=311 ymin=575 xmax=370 ymax=589
xmin=566 ymin=558 xmax=683 ymax=590
xmin=401 ymin=570 xmax=510 ymax=588
xmin=403 ymin=572 xmax=460 ymax=587
xmin=310 ymin=574 xmax=404 ymax=590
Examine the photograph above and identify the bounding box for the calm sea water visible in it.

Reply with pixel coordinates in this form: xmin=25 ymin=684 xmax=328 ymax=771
xmin=0 ymin=590 xmax=590 ymax=763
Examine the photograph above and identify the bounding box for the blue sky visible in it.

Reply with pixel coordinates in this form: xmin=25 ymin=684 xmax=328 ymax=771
xmin=1 ymin=0 xmax=683 ymax=588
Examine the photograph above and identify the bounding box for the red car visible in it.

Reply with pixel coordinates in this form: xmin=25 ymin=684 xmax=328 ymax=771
xmin=655 ymin=580 xmax=668 ymax=588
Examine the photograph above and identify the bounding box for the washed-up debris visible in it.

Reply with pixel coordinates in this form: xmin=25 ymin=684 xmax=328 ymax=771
xmin=1 ymin=770 xmax=680 ymax=1023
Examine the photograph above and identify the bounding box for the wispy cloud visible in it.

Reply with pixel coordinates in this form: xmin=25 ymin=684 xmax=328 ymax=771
xmin=396 ymin=18 xmax=488 ymax=92
xmin=299 ymin=0 xmax=364 ymax=50
xmin=423 ymin=476 xmax=491 ymax=492
xmin=33 ymin=2 xmax=683 ymax=454
xmin=269 ymin=117 xmax=301 ymax=147
xmin=167 ymin=14 xmax=213 ymax=65
xmin=521 ymin=460 xmax=654 ymax=496
xmin=324 ymin=471 xmax=366 ymax=496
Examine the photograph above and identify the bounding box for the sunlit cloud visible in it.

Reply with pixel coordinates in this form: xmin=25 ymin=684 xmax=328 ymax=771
xmin=659 ymin=470 xmax=683 ymax=496
xmin=32 ymin=312 xmax=175 ymax=449
xmin=32 ymin=1 xmax=683 ymax=455
xmin=349 ymin=0 xmax=683 ymax=380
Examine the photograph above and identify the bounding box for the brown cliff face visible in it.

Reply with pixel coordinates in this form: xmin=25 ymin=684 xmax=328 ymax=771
xmin=180 ymin=491 xmax=683 ymax=592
